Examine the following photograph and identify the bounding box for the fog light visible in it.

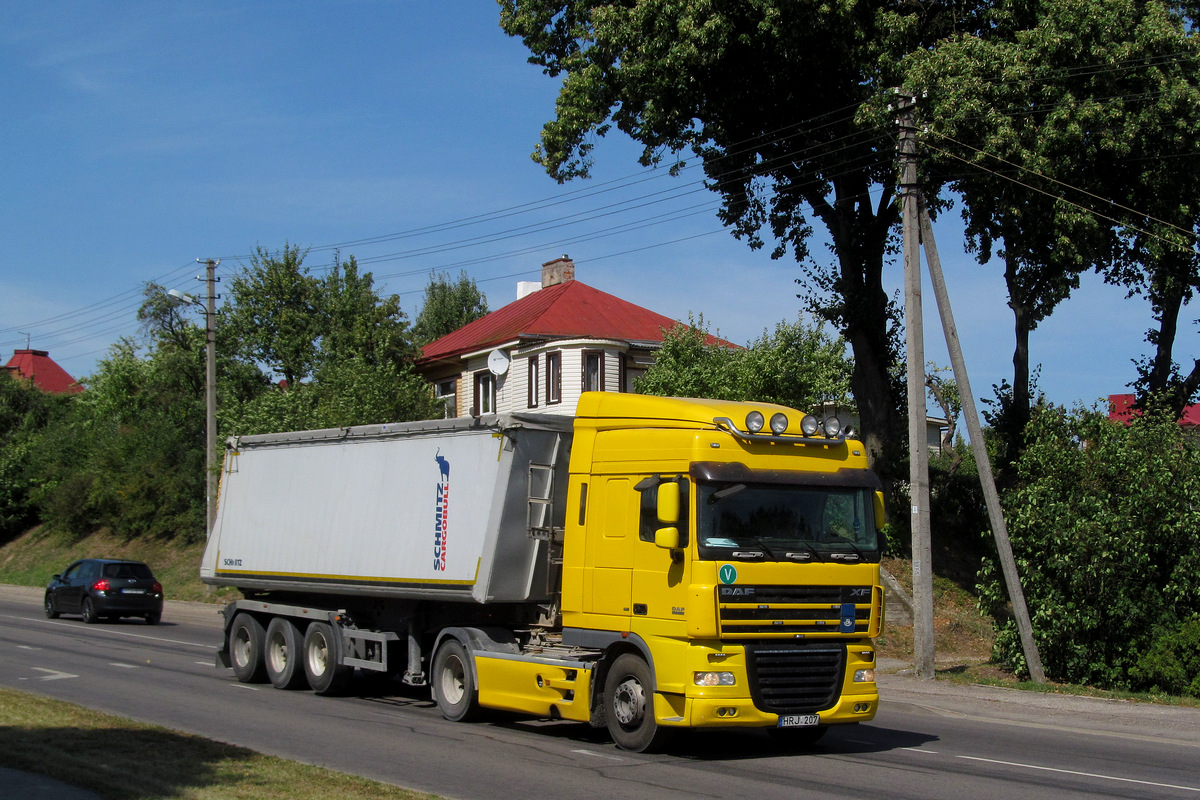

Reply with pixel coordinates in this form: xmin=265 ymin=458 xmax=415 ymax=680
xmin=769 ymin=412 xmax=789 ymax=434
xmin=854 ymin=668 xmax=876 ymax=683
xmin=695 ymin=671 xmax=736 ymax=686
xmin=715 ymin=706 xmax=738 ymax=717
xmin=853 ymin=702 xmax=872 ymax=713
xmin=746 ymin=411 xmax=765 ymax=433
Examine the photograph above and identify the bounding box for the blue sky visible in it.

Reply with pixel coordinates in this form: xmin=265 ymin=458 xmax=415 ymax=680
xmin=1 ymin=1 xmax=1156 ymax=415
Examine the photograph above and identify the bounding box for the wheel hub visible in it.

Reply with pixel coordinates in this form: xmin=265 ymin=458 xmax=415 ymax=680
xmin=612 ymin=678 xmax=646 ymax=727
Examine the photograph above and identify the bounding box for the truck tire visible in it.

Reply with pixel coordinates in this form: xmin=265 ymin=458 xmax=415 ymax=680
xmin=431 ymin=639 xmax=479 ymax=721
xmin=229 ymin=613 xmax=268 ymax=683
xmin=264 ymin=617 xmax=306 ymax=690
xmin=302 ymin=621 xmax=351 ymax=695
xmin=604 ymin=653 xmax=673 ymax=753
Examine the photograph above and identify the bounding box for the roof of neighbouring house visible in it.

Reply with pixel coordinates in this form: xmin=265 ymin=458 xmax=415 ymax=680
xmin=418 ymin=280 xmax=733 ymax=366
xmin=4 ymin=349 xmax=83 ymax=394
xmin=1108 ymin=393 xmax=1200 ymax=426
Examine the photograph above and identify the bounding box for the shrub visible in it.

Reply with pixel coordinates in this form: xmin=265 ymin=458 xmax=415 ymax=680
xmin=1131 ymin=616 xmax=1200 ymax=698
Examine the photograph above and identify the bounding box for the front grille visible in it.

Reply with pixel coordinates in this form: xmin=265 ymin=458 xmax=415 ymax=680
xmin=745 ymin=643 xmax=845 ymax=714
xmin=717 ymin=584 xmax=874 ymax=638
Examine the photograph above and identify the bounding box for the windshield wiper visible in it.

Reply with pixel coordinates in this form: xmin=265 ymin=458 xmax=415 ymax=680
xmin=824 ymin=535 xmax=866 ymax=562
xmin=784 ymin=541 xmax=825 ymax=562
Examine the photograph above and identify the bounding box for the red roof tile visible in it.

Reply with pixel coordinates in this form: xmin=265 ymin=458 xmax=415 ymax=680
xmin=4 ymin=349 xmax=82 ymax=394
xmin=419 ymin=281 xmax=730 ymax=364
xmin=1108 ymin=393 xmax=1200 ymax=426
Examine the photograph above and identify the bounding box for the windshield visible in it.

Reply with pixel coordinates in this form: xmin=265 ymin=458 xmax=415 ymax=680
xmin=697 ymin=482 xmax=880 ymax=563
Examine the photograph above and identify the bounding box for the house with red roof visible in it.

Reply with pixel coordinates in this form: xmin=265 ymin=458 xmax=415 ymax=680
xmin=416 ymin=256 xmax=731 ymax=417
xmin=1108 ymin=393 xmax=1200 ymax=428
xmin=3 ymin=349 xmax=82 ymax=394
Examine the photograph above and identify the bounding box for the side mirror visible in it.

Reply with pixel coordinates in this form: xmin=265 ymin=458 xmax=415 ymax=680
xmin=657 ymin=481 xmax=680 ymax=526
xmin=874 ymin=491 xmax=886 ymax=531
xmin=655 ymin=526 xmax=680 ymax=550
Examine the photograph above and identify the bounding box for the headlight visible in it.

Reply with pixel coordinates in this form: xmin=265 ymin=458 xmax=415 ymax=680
xmin=694 ymin=671 xmax=736 ymax=686
xmin=854 ymin=668 xmax=876 ymax=683
xmin=745 ymin=411 xmax=765 ymax=433
xmin=769 ymin=412 xmax=789 ymax=434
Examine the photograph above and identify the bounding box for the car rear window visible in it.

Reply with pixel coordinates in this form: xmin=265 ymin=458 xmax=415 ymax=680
xmin=103 ymin=563 xmax=153 ymax=579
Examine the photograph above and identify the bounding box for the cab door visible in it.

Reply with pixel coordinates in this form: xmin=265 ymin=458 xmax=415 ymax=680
xmin=585 ymin=477 xmax=635 ymax=618
xmin=631 ymin=479 xmax=691 ymax=625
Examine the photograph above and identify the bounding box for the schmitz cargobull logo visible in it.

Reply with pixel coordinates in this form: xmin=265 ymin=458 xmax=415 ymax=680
xmin=433 ymin=450 xmax=450 ymax=571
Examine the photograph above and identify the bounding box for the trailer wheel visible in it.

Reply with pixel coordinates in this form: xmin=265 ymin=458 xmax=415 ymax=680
xmin=264 ymin=617 xmax=306 ymax=689
xmin=303 ymin=621 xmax=351 ymax=695
xmin=431 ymin=639 xmax=479 ymax=721
xmin=229 ymin=613 xmax=267 ymax=683
xmin=604 ymin=653 xmax=673 ymax=753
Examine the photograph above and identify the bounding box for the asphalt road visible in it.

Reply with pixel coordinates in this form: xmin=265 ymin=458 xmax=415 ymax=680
xmin=3 ymin=585 xmax=1199 ymax=800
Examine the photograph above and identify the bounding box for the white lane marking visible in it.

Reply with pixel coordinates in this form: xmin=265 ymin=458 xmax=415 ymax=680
xmin=571 ymin=750 xmax=627 ymax=762
xmin=958 ymin=755 xmax=1200 ymax=793
xmin=2 ymin=613 xmax=210 ymax=649
xmin=17 ymin=645 xmax=40 ymax=650
xmin=231 ymin=684 xmax=260 ymax=691
xmin=20 ymin=667 xmax=79 ymax=682
xmin=902 ymin=747 xmax=939 ymax=754
xmin=109 ymin=663 xmax=138 ymax=669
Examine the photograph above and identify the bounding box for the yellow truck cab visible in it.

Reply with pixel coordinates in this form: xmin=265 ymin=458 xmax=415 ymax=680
xmin=559 ymin=393 xmax=883 ymax=750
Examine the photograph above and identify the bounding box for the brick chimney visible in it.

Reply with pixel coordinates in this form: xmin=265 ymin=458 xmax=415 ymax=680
xmin=541 ymin=255 xmax=575 ymax=288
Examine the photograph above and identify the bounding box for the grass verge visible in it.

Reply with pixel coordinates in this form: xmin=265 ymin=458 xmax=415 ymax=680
xmin=0 ymin=687 xmax=441 ymax=800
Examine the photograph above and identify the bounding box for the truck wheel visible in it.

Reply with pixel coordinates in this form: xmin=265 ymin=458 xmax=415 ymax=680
xmin=604 ymin=653 xmax=673 ymax=753
xmin=264 ymin=617 xmax=306 ymax=689
xmin=431 ymin=639 xmax=479 ymax=721
xmin=229 ymin=613 xmax=268 ymax=683
xmin=303 ymin=621 xmax=351 ymax=695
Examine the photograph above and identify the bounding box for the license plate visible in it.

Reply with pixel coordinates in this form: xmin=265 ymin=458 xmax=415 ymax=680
xmin=778 ymin=714 xmax=820 ymax=728
xmin=123 ymin=588 xmax=146 ymax=594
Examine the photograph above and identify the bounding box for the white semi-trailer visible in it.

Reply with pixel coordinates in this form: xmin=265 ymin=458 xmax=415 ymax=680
xmin=202 ymin=392 xmax=885 ymax=752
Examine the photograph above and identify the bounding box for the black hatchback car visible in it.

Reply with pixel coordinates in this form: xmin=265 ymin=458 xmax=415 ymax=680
xmin=44 ymin=559 xmax=164 ymax=624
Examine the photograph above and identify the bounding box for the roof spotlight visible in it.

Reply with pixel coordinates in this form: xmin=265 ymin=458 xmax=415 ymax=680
xmin=746 ymin=411 xmax=765 ymax=433
xmin=824 ymin=416 xmax=842 ymax=437
xmin=801 ymin=414 xmax=820 ymax=436
xmin=770 ymin=413 xmax=789 ymax=434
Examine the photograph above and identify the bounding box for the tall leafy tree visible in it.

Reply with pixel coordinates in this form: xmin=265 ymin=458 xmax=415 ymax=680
xmin=413 ymin=270 xmax=490 ymax=346
xmin=908 ymin=0 xmax=1200 ymax=452
xmin=499 ymin=0 xmax=983 ymax=473
xmin=222 ymin=242 xmax=322 ymax=387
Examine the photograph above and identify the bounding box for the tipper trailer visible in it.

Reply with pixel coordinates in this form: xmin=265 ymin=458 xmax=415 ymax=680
xmin=201 ymin=392 xmax=886 ymax=751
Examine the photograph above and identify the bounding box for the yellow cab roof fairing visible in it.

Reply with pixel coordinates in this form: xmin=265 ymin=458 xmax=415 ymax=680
xmin=574 ymin=392 xmax=803 ymax=430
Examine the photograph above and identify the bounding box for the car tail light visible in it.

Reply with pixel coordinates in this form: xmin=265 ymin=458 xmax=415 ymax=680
xmin=92 ymin=579 xmax=111 ymax=592
xmin=152 ymin=581 xmax=163 ymax=595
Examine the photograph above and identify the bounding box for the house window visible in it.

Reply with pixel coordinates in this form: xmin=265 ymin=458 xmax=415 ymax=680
xmin=527 ymin=356 xmax=539 ymax=408
xmin=473 ymin=371 xmax=495 ymax=416
xmin=619 ymin=353 xmax=628 ymax=393
xmin=583 ymin=350 xmax=605 ymax=393
xmin=546 ymin=352 xmax=562 ymax=405
xmin=434 ymin=379 xmax=456 ymax=418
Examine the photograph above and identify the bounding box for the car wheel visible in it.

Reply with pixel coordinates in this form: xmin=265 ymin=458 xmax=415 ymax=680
xmin=228 ymin=613 xmax=268 ymax=683
xmin=264 ymin=617 xmax=306 ymax=690
xmin=145 ymin=612 xmax=161 ymax=625
xmin=44 ymin=593 xmax=59 ymax=619
xmin=604 ymin=653 xmax=674 ymax=753
xmin=302 ymin=621 xmax=351 ymax=695
xmin=431 ymin=638 xmax=479 ymax=722
xmin=81 ymin=597 xmax=99 ymax=624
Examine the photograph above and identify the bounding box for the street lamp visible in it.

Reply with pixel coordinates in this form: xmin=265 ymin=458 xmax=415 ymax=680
xmin=169 ymin=259 xmax=219 ymax=537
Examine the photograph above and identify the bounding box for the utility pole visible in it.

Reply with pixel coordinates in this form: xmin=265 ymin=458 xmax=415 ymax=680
xmin=916 ymin=203 xmax=1046 ymax=683
xmin=197 ymin=259 xmax=220 ymax=538
xmin=897 ymin=91 xmax=936 ymax=680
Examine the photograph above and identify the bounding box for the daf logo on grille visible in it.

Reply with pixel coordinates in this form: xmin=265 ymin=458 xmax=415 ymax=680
xmin=720 ymin=587 xmax=756 ymax=598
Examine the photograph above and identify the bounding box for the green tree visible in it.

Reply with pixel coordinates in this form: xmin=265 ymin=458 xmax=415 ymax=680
xmin=0 ymin=370 xmax=73 ymax=541
xmin=907 ymin=0 xmax=1200 ymax=452
xmin=981 ymin=404 xmax=1200 ymax=686
xmin=412 ymin=270 xmax=490 ymax=346
xmin=222 ymin=243 xmax=321 ymax=387
xmin=635 ymin=314 xmax=852 ymax=413
xmin=499 ymin=0 xmax=976 ymax=472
